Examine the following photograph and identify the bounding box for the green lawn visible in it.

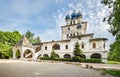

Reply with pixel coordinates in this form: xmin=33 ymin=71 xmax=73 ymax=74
xmin=106 ymin=70 xmax=120 ymax=77
xmin=108 ymin=61 xmax=120 ymax=64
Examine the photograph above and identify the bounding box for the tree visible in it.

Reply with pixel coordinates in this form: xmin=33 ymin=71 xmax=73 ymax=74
xmin=73 ymin=42 xmax=83 ymax=57
xmin=25 ymin=30 xmax=34 ymax=43
xmin=50 ymin=48 xmax=57 ymax=59
xmin=109 ymin=37 xmax=120 ymax=61
xmin=25 ymin=30 xmax=41 ymax=44
xmin=0 ymin=30 xmax=22 ymax=59
xmin=101 ymin=0 xmax=120 ymax=36
xmin=33 ymin=36 xmax=41 ymax=44
xmin=101 ymin=0 xmax=120 ymax=61
xmin=0 ymin=43 xmax=10 ymax=59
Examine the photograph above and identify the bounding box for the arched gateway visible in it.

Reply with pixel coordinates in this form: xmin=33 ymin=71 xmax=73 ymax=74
xmin=12 ymin=36 xmax=35 ymax=60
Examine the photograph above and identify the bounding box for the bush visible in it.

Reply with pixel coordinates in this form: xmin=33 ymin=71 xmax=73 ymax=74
xmin=40 ymin=57 xmax=50 ymax=60
xmin=40 ymin=57 xmax=102 ymax=63
xmin=72 ymin=56 xmax=82 ymax=62
xmin=52 ymin=58 xmax=72 ymax=61
xmin=82 ymin=58 xmax=102 ymax=63
xmin=106 ymin=70 xmax=120 ymax=77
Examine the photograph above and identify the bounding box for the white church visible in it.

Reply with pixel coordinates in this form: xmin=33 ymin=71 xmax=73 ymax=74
xmin=12 ymin=10 xmax=108 ymax=63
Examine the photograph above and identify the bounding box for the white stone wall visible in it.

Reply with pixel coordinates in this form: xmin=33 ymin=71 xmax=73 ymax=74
xmin=90 ymin=40 xmax=105 ymax=51
xmin=61 ymin=23 xmax=87 ymax=40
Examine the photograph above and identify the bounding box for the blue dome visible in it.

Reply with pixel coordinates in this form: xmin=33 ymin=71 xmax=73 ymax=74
xmin=77 ymin=24 xmax=82 ymax=29
xmin=71 ymin=10 xmax=77 ymax=19
xmin=65 ymin=15 xmax=71 ymax=20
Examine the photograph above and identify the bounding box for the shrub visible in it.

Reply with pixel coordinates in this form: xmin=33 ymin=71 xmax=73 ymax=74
xmin=40 ymin=57 xmax=50 ymax=60
xmin=82 ymin=58 xmax=102 ymax=63
xmin=53 ymin=58 xmax=72 ymax=61
xmin=72 ymin=56 xmax=82 ymax=62
xmin=40 ymin=56 xmax=102 ymax=63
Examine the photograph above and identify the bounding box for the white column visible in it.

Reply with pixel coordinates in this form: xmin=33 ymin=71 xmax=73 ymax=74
xmin=13 ymin=50 xmax=16 ymax=59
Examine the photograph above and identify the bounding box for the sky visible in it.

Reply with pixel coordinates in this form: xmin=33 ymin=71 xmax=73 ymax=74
xmin=0 ymin=0 xmax=115 ymax=50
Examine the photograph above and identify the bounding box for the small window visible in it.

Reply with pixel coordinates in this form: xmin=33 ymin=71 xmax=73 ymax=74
xmin=82 ymin=44 xmax=84 ymax=49
xmin=78 ymin=37 xmax=81 ymax=40
xmin=67 ymin=34 xmax=69 ymax=39
xmin=93 ymin=43 xmax=96 ymax=48
xmin=66 ymin=45 xmax=68 ymax=49
xmin=70 ymin=33 xmax=72 ymax=36
xmin=68 ymin=27 xmax=70 ymax=30
xmin=74 ymin=20 xmax=75 ymax=24
xmin=70 ymin=21 xmax=72 ymax=25
xmin=73 ymin=33 xmax=75 ymax=36
xmin=77 ymin=32 xmax=79 ymax=35
xmin=45 ymin=46 xmax=47 ymax=50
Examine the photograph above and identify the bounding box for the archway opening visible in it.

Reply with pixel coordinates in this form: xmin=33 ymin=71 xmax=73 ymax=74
xmin=37 ymin=54 xmax=41 ymax=59
xmin=16 ymin=49 xmax=21 ymax=59
xmin=43 ymin=54 xmax=49 ymax=58
xmin=55 ymin=54 xmax=59 ymax=58
xmin=81 ymin=54 xmax=86 ymax=58
xmin=91 ymin=53 xmax=101 ymax=59
xmin=52 ymin=44 xmax=60 ymax=50
xmin=64 ymin=54 xmax=71 ymax=58
xmin=23 ymin=49 xmax=33 ymax=58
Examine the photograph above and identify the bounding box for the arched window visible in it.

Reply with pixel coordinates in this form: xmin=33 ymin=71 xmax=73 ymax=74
xmin=68 ymin=27 xmax=70 ymax=30
xmin=64 ymin=54 xmax=71 ymax=58
xmin=52 ymin=44 xmax=60 ymax=50
xmin=45 ymin=46 xmax=47 ymax=50
xmin=82 ymin=44 xmax=84 ymax=49
xmin=91 ymin=53 xmax=101 ymax=59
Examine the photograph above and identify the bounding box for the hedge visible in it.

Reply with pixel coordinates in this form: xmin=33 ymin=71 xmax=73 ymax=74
xmin=40 ymin=57 xmax=102 ymax=63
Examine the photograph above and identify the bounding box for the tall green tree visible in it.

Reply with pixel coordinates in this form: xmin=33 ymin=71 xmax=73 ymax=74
xmin=51 ymin=48 xmax=57 ymax=59
xmin=101 ymin=0 xmax=120 ymax=61
xmin=73 ymin=42 xmax=83 ymax=57
xmin=25 ymin=30 xmax=41 ymax=44
xmin=25 ymin=30 xmax=34 ymax=43
xmin=33 ymin=36 xmax=41 ymax=44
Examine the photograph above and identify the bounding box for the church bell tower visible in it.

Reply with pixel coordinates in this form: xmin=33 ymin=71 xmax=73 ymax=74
xmin=61 ymin=10 xmax=87 ymax=40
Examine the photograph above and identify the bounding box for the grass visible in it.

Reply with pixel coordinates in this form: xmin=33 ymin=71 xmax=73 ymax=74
xmin=106 ymin=70 xmax=120 ymax=77
xmin=108 ymin=61 xmax=120 ymax=64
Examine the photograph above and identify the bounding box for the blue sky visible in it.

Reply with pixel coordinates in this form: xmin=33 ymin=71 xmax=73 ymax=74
xmin=0 ymin=0 xmax=115 ymax=49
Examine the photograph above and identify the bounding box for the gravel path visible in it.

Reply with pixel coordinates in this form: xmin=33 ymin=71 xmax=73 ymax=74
xmin=0 ymin=60 xmax=114 ymax=77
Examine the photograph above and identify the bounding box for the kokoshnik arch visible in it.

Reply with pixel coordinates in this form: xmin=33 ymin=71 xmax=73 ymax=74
xmin=12 ymin=10 xmax=108 ymax=63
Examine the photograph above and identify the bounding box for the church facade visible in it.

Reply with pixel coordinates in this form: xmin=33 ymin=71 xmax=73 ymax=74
xmin=12 ymin=10 xmax=108 ymax=63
